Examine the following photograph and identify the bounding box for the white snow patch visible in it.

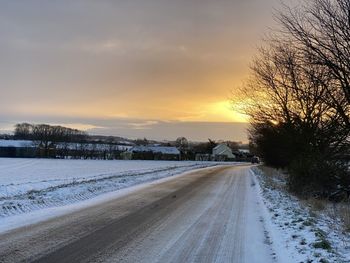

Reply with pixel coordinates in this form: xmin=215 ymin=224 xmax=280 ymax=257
xmin=250 ymin=170 xmax=295 ymax=263
xmin=252 ymin=167 xmax=350 ymax=263
xmin=0 ymin=159 xmax=222 ymax=197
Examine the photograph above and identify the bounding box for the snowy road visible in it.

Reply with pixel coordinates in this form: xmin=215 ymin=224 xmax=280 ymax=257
xmin=0 ymin=165 xmax=279 ymax=263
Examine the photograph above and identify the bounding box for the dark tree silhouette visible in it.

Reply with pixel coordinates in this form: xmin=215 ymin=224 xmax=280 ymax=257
xmin=238 ymin=0 xmax=350 ymax=197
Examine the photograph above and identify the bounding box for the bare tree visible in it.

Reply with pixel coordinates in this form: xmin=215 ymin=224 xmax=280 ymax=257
xmin=239 ymin=21 xmax=349 ymax=196
xmin=175 ymin=137 xmax=189 ymax=160
xmin=14 ymin=123 xmax=33 ymax=140
xmin=14 ymin=123 xmax=87 ymax=158
xmin=278 ymin=0 xmax=350 ymax=128
xmin=175 ymin=137 xmax=189 ymax=150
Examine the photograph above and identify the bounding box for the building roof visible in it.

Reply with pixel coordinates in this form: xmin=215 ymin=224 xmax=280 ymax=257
xmin=213 ymin=143 xmax=230 ymax=151
xmin=0 ymin=140 xmax=34 ymax=148
xmin=0 ymin=140 xmax=133 ymax=151
xmin=130 ymin=146 xmax=180 ymax=155
xmin=212 ymin=143 xmax=236 ymax=157
xmin=56 ymin=143 xmax=132 ymax=151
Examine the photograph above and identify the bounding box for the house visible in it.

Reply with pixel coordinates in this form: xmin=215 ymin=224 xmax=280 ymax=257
xmin=121 ymin=146 xmax=180 ymax=161
xmin=212 ymin=143 xmax=236 ymax=161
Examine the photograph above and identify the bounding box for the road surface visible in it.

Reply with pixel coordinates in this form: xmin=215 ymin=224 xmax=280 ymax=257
xmin=0 ymin=165 xmax=276 ymax=263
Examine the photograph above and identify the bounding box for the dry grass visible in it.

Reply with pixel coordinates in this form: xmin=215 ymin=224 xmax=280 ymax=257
xmin=259 ymin=166 xmax=284 ymax=178
xmin=338 ymin=203 xmax=350 ymax=232
xmin=306 ymin=200 xmax=350 ymax=234
xmin=304 ymin=198 xmax=350 ymax=233
xmin=304 ymin=197 xmax=327 ymax=212
xmin=258 ymin=165 xmax=350 ymax=233
xmin=258 ymin=166 xmax=287 ymax=191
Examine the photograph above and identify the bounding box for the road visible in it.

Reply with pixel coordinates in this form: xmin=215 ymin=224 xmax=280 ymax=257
xmin=0 ymin=165 xmax=276 ymax=263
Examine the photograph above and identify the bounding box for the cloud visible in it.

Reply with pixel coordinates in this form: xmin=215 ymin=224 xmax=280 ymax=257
xmin=0 ymin=114 xmax=248 ymax=142
xmin=0 ymin=0 xmax=297 ymax=140
xmin=88 ymin=120 xmax=249 ymax=142
xmin=128 ymin=120 xmax=159 ymax=130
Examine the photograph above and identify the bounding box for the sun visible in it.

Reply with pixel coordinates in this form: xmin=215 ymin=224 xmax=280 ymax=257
xmin=204 ymin=100 xmax=249 ymax=123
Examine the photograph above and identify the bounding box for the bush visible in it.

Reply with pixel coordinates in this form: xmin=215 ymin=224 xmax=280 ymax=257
xmin=287 ymin=153 xmax=350 ymax=197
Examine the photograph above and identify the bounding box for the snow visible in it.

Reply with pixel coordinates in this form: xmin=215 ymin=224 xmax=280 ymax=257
xmin=3 ymin=160 xmax=346 ymax=263
xmin=0 ymin=140 xmax=34 ymax=147
xmin=250 ymin=169 xmax=295 ymax=263
xmin=0 ymin=158 xmax=204 ymax=189
xmin=129 ymin=146 xmax=180 ymax=154
xmin=56 ymin=142 xmax=132 ymax=151
xmin=0 ymin=167 xmax=215 ymax=234
xmin=0 ymin=139 xmax=133 ymax=151
xmin=0 ymin=158 xmax=234 ymax=231
xmin=4 ymin=158 xmax=348 ymax=263
xmin=0 ymin=165 xmax=286 ymax=262
xmin=252 ymin=167 xmax=350 ymax=263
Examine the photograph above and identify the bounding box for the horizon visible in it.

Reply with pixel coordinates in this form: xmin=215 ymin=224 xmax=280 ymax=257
xmin=0 ymin=120 xmax=249 ymax=143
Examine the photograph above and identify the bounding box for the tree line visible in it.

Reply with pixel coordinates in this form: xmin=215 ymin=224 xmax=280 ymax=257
xmin=11 ymin=124 xmax=248 ymax=161
xmin=240 ymin=0 xmax=350 ymax=198
xmin=13 ymin=123 xmax=125 ymax=159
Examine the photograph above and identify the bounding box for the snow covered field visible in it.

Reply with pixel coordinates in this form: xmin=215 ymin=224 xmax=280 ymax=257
xmin=0 ymin=158 xmax=218 ymax=194
xmin=0 ymin=158 xmax=228 ymax=222
xmin=252 ymin=167 xmax=350 ymax=263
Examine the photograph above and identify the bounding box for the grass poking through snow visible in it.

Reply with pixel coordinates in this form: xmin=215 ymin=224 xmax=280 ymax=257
xmin=252 ymin=166 xmax=350 ymax=263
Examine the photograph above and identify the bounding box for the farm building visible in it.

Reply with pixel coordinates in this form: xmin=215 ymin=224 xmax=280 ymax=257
xmin=0 ymin=140 xmax=36 ymax=158
xmin=212 ymin=143 xmax=236 ymax=161
xmin=0 ymin=139 xmax=132 ymax=159
xmin=122 ymin=146 xmax=180 ymax=161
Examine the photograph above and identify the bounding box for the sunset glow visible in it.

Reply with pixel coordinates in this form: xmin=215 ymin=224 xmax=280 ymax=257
xmin=0 ymin=0 xmax=298 ymax=141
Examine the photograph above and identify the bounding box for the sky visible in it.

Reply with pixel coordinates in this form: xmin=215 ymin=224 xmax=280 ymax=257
xmin=0 ymin=0 xmax=297 ymax=142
